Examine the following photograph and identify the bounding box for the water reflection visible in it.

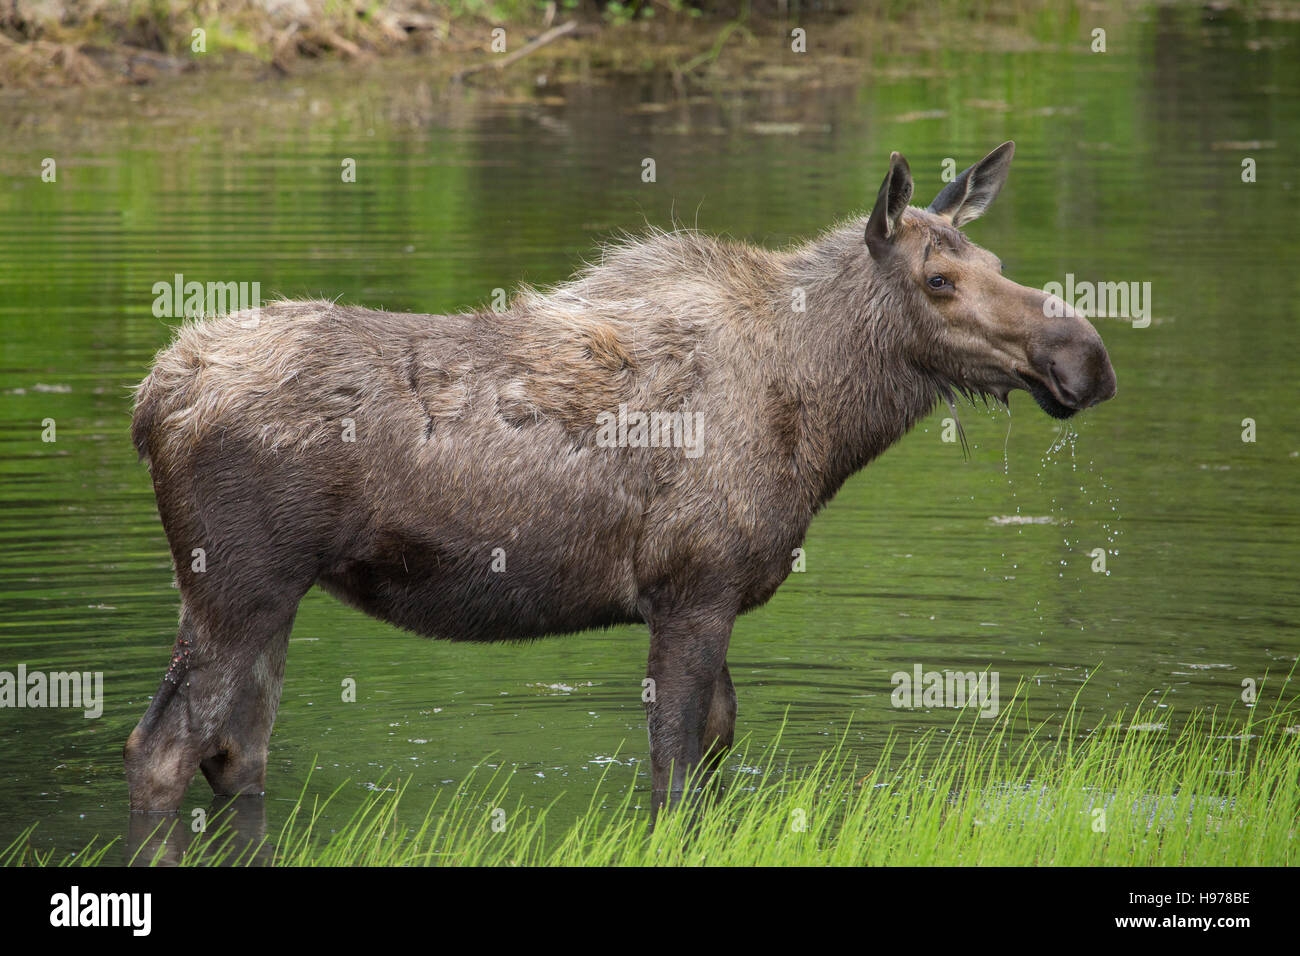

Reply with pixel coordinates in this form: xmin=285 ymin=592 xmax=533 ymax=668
xmin=126 ymin=796 xmax=271 ymax=867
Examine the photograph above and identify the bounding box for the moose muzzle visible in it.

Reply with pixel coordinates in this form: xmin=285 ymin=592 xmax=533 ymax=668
xmin=1024 ymin=297 xmax=1118 ymax=418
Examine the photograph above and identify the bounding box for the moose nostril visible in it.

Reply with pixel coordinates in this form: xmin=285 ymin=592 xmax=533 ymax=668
xmin=1094 ymin=358 xmax=1118 ymax=404
xmin=1047 ymin=362 xmax=1081 ymax=407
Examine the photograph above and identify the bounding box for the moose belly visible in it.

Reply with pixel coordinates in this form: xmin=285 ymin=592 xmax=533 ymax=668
xmin=319 ymin=512 xmax=643 ymax=642
xmin=318 ymin=563 xmax=641 ymax=642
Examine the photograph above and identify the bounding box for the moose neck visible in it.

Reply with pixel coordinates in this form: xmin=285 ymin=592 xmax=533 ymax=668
xmin=774 ymin=223 xmax=941 ymax=509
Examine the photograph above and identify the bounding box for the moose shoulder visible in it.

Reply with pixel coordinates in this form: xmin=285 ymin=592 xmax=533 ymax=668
xmin=125 ymin=142 xmax=1116 ymax=812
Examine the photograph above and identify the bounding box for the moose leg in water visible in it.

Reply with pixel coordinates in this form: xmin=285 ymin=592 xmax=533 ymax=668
xmin=125 ymin=600 xmax=299 ymax=810
xmin=124 ymin=607 xmax=206 ymax=813
xmin=644 ymin=604 xmax=735 ymax=807
xmin=195 ymin=613 xmax=295 ymax=798
xmin=125 ymin=448 xmax=316 ymax=810
xmin=701 ymin=663 xmax=737 ymax=773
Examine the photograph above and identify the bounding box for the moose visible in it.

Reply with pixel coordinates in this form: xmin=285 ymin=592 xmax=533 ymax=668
xmin=126 ymin=142 xmax=1116 ymax=812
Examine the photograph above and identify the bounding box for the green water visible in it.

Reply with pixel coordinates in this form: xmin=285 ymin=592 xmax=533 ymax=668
xmin=1 ymin=8 xmax=1297 ymax=859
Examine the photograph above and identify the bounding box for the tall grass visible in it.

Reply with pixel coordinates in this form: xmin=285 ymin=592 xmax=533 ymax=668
xmin=12 ymin=680 xmax=1293 ymax=866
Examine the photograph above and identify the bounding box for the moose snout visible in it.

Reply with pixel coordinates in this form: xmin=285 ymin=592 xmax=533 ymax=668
xmin=1037 ymin=335 xmax=1117 ymax=410
xmin=1026 ymin=314 xmax=1117 ymax=415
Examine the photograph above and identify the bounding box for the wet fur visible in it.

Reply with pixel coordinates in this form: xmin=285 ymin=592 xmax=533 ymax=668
xmin=130 ymin=223 xmax=950 ymax=646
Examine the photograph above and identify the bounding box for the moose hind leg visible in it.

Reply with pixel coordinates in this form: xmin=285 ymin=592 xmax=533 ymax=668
xmin=125 ymin=596 xmax=300 ymax=811
xmin=197 ymin=613 xmax=294 ymax=798
xmin=125 ymin=608 xmax=203 ymax=812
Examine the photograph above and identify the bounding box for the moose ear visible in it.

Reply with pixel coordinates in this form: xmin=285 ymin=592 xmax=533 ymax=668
xmin=865 ymin=151 xmax=914 ymax=259
xmin=927 ymin=141 xmax=1015 ymax=228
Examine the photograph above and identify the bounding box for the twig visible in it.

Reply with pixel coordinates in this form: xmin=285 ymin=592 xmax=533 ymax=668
xmin=453 ymin=19 xmax=577 ymax=83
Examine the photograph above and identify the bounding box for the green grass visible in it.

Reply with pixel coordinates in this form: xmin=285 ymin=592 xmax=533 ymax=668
xmin=7 ymin=679 xmax=1296 ymax=866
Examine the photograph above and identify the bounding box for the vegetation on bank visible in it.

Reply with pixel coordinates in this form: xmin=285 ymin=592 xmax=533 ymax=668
xmin=1 ymin=0 xmax=497 ymax=86
xmin=0 ymin=0 xmax=1232 ymax=90
xmin=6 ymin=682 xmax=1296 ymax=866
xmin=1 ymin=0 xmax=779 ymax=87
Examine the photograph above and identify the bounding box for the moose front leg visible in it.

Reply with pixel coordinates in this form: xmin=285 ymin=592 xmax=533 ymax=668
xmin=701 ymin=663 xmax=737 ymax=772
xmin=644 ymin=608 xmax=734 ymax=809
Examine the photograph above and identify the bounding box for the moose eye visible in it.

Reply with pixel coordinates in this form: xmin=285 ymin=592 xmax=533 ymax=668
xmin=926 ymin=275 xmax=949 ymax=290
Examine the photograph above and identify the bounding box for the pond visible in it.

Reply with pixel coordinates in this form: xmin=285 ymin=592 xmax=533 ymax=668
xmin=0 ymin=7 xmax=1296 ymax=860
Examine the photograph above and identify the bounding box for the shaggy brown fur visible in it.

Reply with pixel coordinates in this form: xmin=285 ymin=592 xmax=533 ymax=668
xmin=125 ymin=143 xmax=1115 ymax=811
